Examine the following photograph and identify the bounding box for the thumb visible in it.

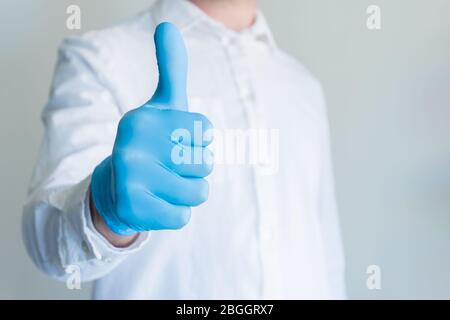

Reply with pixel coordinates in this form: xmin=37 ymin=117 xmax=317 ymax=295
xmin=148 ymin=22 xmax=188 ymax=111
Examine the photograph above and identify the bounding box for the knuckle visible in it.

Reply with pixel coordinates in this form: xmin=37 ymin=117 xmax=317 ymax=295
xmin=202 ymin=148 xmax=214 ymax=173
xmin=194 ymin=112 xmax=213 ymax=131
xmin=172 ymin=207 xmax=191 ymax=229
xmin=119 ymin=108 xmax=159 ymax=133
xmin=112 ymin=148 xmax=131 ymax=167
xmin=203 ymin=162 xmax=214 ymax=176
xmin=195 ymin=179 xmax=210 ymax=204
xmin=119 ymin=109 xmax=140 ymax=128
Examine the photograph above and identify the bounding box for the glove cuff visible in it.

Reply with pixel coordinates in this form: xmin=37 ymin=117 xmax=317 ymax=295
xmin=91 ymin=156 xmax=136 ymax=236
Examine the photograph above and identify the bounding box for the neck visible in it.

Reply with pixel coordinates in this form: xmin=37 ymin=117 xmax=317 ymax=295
xmin=190 ymin=0 xmax=257 ymax=32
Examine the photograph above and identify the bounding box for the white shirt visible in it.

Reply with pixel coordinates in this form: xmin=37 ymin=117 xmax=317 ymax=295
xmin=22 ymin=0 xmax=345 ymax=299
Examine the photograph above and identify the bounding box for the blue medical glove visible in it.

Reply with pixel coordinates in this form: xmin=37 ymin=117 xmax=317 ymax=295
xmin=91 ymin=22 xmax=214 ymax=235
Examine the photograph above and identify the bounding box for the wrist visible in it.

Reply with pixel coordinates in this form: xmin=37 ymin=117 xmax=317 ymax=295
xmin=89 ymin=189 xmax=138 ymax=248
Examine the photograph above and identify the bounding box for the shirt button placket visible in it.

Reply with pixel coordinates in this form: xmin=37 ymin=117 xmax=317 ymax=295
xmin=224 ymin=35 xmax=275 ymax=298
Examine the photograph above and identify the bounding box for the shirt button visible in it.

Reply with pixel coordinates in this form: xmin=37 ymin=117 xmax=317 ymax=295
xmin=81 ymin=240 xmax=90 ymax=254
xmin=103 ymin=257 xmax=113 ymax=263
xmin=227 ymin=45 xmax=239 ymax=57
xmin=240 ymin=88 xmax=252 ymax=100
xmin=261 ymin=227 xmax=273 ymax=242
xmin=239 ymin=33 xmax=253 ymax=46
xmin=221 ymin=36 xmax=230 ymax=46
xmin=242 ymin=99 xmax=254 ymax=111
xmin=257 ymin=159 xmax=270 ymax=168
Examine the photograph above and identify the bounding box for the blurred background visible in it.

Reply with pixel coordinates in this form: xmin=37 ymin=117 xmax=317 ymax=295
xmin=1 ymin=0 xmax=449 ymax=299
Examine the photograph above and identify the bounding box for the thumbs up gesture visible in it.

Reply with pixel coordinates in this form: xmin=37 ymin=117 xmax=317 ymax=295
xmin=90 ymin=23 xmax=213 ymax=236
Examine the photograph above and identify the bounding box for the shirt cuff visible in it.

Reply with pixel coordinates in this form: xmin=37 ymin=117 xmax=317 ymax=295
xmin=81 ymin=177 xmax=151 ymax=262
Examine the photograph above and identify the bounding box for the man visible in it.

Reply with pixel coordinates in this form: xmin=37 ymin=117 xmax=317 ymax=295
xmin=23 ymin=0 xmax=345 ymax=299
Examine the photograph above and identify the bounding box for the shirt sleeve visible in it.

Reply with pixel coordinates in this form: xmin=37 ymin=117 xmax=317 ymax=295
xmin=315 ymin=84 xmax=347 ymax=299
xmin=22 ymin=34 xmax=150 ymax=282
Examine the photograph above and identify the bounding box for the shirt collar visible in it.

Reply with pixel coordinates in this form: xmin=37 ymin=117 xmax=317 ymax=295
xmin=150 ymin=0 xmax=277 ymax=50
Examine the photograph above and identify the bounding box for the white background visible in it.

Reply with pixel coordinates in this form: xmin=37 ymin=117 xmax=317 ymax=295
xmin=1 ymin=0 xmax=449 ymax=299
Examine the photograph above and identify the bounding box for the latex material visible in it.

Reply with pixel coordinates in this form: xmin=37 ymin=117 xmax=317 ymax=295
xmin=91 ymin=22 xmax=213 ymax=235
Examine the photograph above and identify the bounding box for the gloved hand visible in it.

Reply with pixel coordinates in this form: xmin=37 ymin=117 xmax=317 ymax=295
xmin=91 ymin=22 xmax=214 ymax=235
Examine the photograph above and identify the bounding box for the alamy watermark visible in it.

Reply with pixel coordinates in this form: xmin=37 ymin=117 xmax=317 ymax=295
xmin=171 ymin=122 xmax=280 ymax=176
xmin=65 ymin=264 xmax=81 ymax=290
xmin=367 ymin=5 xmax=381 ymax=30
xmin=366 ymin=264 xmax=382 ymax=290
xmin=66 ymin=5 xmax=81 ymax=30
